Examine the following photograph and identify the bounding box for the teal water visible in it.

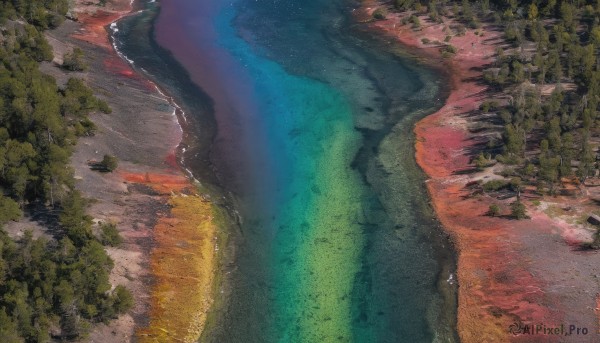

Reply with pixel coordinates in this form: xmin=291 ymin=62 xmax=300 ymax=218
xmin=114 ymin=0 xmax=457 ymax=341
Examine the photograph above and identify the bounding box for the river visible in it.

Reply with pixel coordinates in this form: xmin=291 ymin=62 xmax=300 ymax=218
xmin=113 ymin=0 xmax=457 ymax=341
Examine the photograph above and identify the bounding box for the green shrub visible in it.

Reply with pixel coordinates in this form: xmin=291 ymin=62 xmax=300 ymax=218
xmin=100 ymin=154 xmax=118 ymax=172
xmin=444 ymin=44 xmax=457 ymax=53
xmin=499 ymin=168 xmax=517 ymax=177
xmin=78 ymin=117 xmax=97 ymax=136
xmin=97 ymin=99 xmax=112 ymax=114
xmin=99 ymin=222 xmax=123 ymax=247
xmin=440 ymin=44 xmax=457 ymax=58
xmin=62 ymin=47 xmax=87 ymax=71
xmin=111 ymin=285 xmax=134 ymax=314
xmin=511 ymin=200 xmax=527 ymax=219
xmin=0 ymin=196 xmax=22 ymax=223
xmin=373 ymin=8 xmax=388 ymax=20
xmin=488 ymin=204 xmax=500 ymax=217
xmin=474 ymin=153 xmax=490 ymax=170
xmin=410 ymin=15 xmax=421 ymax=28
xmin=482 ymin=179 xmax=510 ymax=192
xmin=468 ymin=19 xmax=480 ymax=29
xmin=480 ymin=100 xmax=499 ymax=113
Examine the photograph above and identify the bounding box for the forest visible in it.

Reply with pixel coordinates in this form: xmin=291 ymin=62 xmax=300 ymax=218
xmin=386 ymin=0 xmax=600 ymax=215
xmin=0 ymin=1 xmax=132 ymax=341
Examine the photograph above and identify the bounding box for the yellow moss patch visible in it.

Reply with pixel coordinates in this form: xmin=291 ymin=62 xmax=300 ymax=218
xmin=544 ymin=204 xmax=567 ymax=218
xmin=136 ymin=194 xmax=217 ymax=343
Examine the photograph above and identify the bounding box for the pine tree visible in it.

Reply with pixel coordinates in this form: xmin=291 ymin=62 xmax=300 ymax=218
xmin=511 ymin=200 xmax=527 ymax=219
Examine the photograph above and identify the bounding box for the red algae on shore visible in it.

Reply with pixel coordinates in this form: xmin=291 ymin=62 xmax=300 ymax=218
xmin=72 ymin=0 xmax=133 ymax=49
xmin=427 ymin=183 xmax=560 ymax=342
xmin=354 ymin=1 xmax=600 ymax=342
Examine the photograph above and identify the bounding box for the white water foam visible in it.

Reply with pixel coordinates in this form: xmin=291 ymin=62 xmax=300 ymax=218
xmin=109 ymin=3 xmax=196 ymax=183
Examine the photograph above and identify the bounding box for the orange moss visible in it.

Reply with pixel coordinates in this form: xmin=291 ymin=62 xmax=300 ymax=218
xmin=136 ymin=194 xmax=217 ymax=343
xmin=117 ymin=169 xmax=218 ymax=342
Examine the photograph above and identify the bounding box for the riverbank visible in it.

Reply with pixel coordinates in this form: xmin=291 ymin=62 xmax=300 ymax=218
xmin=43 ymin=0 xmax=219 ymax=341
xmin=358 ymin=2 xmax=600 ymax=342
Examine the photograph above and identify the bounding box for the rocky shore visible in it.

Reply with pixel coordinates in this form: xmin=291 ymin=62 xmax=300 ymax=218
xmin=41 ymin=1 xmax=218 ymax=341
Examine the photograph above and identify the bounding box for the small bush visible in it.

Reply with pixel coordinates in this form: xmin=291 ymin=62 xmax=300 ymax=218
xmin=444 ymin=35 xmax=452 ymax=42
xmin=510 ymin=200 xmax=527 ymax=219
xmin=522 ymin=163 xmax=536 ymax=178
xmin=488 ymin=204 xmax=500 ymax=217
xmin=421 ymin=38 xmax=431 ymax=44
xmin=410 ymin=15 xmax=421 ymax=29
xmin=75 ymin=118 xmax=97 ymax=136
xmin=468 ymin=19 xmax=480 ymax=29
xmin=100 ymin=154 xmax=118 ymax=172
xmin=482 ymin=179 xmax=509 ymax=192
xmin=444 ymin=45 xmax=457 ymax=53
xmin=493 ymin=12 xmax=502 ymax=24
xmin=99 ymin=222 xmax=123 ymax=247
xmin=373 ymin=8 xmax=388 ymax=20
xmin=440 ymin=45 xmax=457 ymax=58
xmin=62 ymin=47 xmax=87 ymax=71
xmin=97 ymin=99 xmax=112 ymax=114
xmin=474 ymin=153 xmax=490 ymax=170
xmin=480 ymin=100 xmax=499 ymax=113
xmin=498 ymin=168 xmax=517 ymax=177
xmin=111 ymin=285 xmax=134 ymax=314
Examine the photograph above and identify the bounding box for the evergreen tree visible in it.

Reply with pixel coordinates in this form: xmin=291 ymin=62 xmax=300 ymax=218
xmin=510 ymin=200 xmax=527 ymax=219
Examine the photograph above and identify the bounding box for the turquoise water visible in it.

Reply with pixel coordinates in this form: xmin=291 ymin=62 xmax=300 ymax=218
xmin=115 ymin=0 xmax=457 ymax=341
xmin=214 ymin=8 xmax=367 ymax=341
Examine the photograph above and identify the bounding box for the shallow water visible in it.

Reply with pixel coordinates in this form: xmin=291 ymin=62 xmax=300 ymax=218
xmin=114 ymin=0 xmax=457 ymax=341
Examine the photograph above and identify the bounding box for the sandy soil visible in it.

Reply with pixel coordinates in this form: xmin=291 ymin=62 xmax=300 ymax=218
xmin=357 ymin=2 xmax=600 ymax=342
xmin=38 ymin=0 xmax=218 ymax=341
